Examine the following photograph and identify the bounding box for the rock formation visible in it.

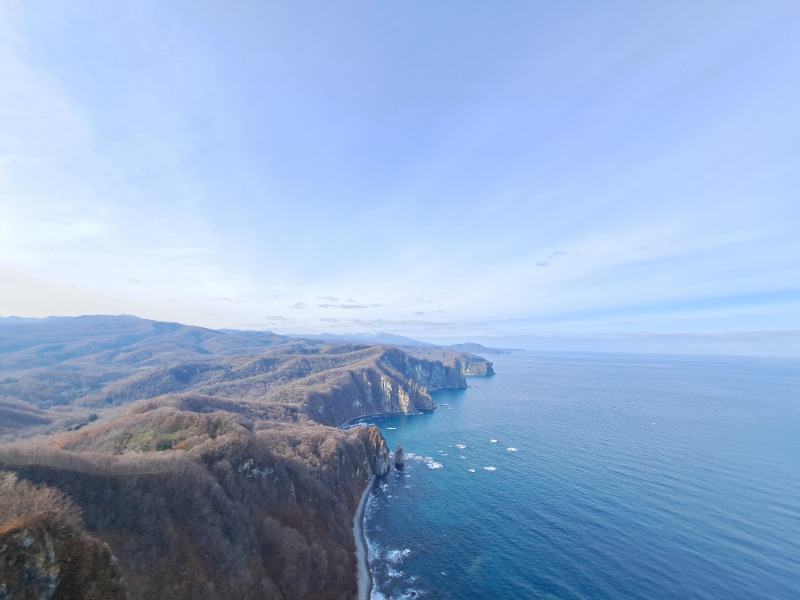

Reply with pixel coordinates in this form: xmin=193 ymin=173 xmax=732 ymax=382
xmin=455 ymin=356 xmax=496 ymax=376
xmin=403 ymin=347 xmax=495 ymax=377
xmin=0 ymin=472 xmax=127 ymax=600
xmin=394 ymin=443 xmax=405 ymax=470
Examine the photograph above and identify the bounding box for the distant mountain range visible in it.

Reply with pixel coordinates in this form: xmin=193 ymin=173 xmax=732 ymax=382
xmin=292 ymin=331 xmax=520 ymax=354
xmin=292 ymin=331 xmax=437 ymax=347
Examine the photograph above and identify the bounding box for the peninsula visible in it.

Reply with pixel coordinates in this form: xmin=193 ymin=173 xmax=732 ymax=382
xmin=0 ymin=315 xmax=493 ymax=599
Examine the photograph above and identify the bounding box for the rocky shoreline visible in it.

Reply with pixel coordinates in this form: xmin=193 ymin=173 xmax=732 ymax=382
xmin=353 ymin=476 xmax=375 ymax=600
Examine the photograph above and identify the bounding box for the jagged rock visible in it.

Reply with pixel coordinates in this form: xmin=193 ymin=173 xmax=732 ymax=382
xmin=0 ymin=519 xmax=126 ymax=600
xmin=456 ymin=357 xmax=495 ymax=376
xmin=367 ymin=427 xmax=390 ymax=476
xmin=394 ymin=444 xmax=405 ymax=470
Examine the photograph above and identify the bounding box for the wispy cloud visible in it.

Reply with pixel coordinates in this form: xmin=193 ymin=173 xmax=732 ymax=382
xmin=1 ymin=2 xmax=797 ymax=356
xmin=317 ymin=303 xmax=370 ymax=310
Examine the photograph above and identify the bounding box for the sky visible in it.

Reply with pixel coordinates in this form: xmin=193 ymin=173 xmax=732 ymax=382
xmin=1 ymin=1 xmax=799 ymax=356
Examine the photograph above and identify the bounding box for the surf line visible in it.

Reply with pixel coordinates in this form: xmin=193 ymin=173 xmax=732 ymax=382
xmin=354 ymin=476 xmax=374 ymax=600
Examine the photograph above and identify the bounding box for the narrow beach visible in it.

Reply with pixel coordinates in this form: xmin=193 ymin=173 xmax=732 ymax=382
xmin=353 ymin=476 xmax=374 ymax=600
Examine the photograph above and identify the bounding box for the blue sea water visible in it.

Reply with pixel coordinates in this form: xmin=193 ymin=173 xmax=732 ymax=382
xmin=361 ymin=352 xmax=800 ymax=599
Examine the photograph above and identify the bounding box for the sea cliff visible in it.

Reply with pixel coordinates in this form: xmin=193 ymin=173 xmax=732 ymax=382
xmin=0 ymin=316 xmax=492 ymax=599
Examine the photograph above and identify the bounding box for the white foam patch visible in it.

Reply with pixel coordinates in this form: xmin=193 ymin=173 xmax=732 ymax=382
xmin=387 ymin=427 xmax=397 ymax=430
xmin=405 ymin=453 xmax=444 ymax=469
xmin=364 ymin=488 xmax=384 ymax=519
xmin=483 ymin=466 xmax=497 ymax=471
xmin=386 ymin=548 xmax=412 ymax=563
xmin=507 ymin=447 xmax=518 ymax=452
xmin=455 ymin=443 xmax=467 ymax=449
xmin=468 ymin=468 xmax=476 ymax=473
xmin=366 ymin=535 xmax=382 ymax=564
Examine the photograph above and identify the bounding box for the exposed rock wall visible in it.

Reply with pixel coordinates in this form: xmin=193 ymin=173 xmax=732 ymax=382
xmin=0 ymin=519 xmax=126 ymax=600
xmin=402 ymin=348 xmax=495 ymax=378
xmin=365 ymin=425 xmax=390 ymax=477
xmin=0 ymin=471 xmax=127 ymax=600
xmin=380 ymin=348 xmax=467 ymax=390
xmin=453 ymin=356 xmax=495 ymax=376
xmin=300 ymin=348 xmax=468 ymax=427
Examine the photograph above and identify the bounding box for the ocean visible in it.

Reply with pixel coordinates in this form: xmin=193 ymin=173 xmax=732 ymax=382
xmin=360 ymin=352 xmax=800 ymax=599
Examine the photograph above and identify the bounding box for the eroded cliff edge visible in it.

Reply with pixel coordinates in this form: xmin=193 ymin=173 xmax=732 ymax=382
xmin=0 ymin=316 xmax=492 ymax=600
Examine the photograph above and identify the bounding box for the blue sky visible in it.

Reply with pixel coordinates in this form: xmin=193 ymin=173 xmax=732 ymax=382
xmin=2 ymin=1 xmax=799 ymax=355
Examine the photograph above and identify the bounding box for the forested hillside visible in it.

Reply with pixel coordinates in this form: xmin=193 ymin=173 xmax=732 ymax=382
xmin=0 ymin=316 xmax=493 ymax=599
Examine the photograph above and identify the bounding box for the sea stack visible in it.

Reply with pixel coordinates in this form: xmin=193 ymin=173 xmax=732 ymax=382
xmin=395 ymin=443 xmax=405 ymax=470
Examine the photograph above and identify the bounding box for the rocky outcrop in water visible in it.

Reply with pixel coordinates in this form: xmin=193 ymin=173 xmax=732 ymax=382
xmin=394 ymin=444 xmax=405 ymax=470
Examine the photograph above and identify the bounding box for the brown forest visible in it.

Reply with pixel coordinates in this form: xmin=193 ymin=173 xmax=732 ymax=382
xmin=0 ymin=316 xmax=493 ymax=599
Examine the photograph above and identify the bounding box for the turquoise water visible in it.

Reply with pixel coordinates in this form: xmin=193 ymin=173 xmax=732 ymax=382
xmin=362 ymin=352 xmax=800 ymax=599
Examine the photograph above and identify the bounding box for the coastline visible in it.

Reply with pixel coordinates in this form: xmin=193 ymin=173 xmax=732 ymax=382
xmin=354 ymin=476 xmax=374 ymax=600
xmin=339 ymin=407 xmax=438 ymax=430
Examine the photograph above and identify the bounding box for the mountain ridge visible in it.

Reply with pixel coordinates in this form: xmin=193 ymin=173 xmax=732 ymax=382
xmin=0 ymin=315 xmax=494 ymax=599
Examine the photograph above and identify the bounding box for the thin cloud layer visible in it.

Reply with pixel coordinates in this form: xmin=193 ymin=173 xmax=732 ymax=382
xmin=1 ymin=2 xmax=798 ymax=355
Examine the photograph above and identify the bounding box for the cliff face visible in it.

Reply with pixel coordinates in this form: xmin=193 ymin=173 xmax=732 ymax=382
xmin=381 ymin=348 xmax=467 ymax=390
xmin=0 ymin=317 xmax=494 ymax=600
xmin=402 ymin=347 xmax=495 ymax=378
xmin=0 ymin=518 xmax=126 ymax=600
xmin=0 ymin=471 xmax=126 ymax=600
xmin=365 ymin=425 xmax=391 ymax=477
xmin=454 ymin=356 xmax=495 ymax=376
xmin=278 ymin=347 xmax=468 ymax=427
